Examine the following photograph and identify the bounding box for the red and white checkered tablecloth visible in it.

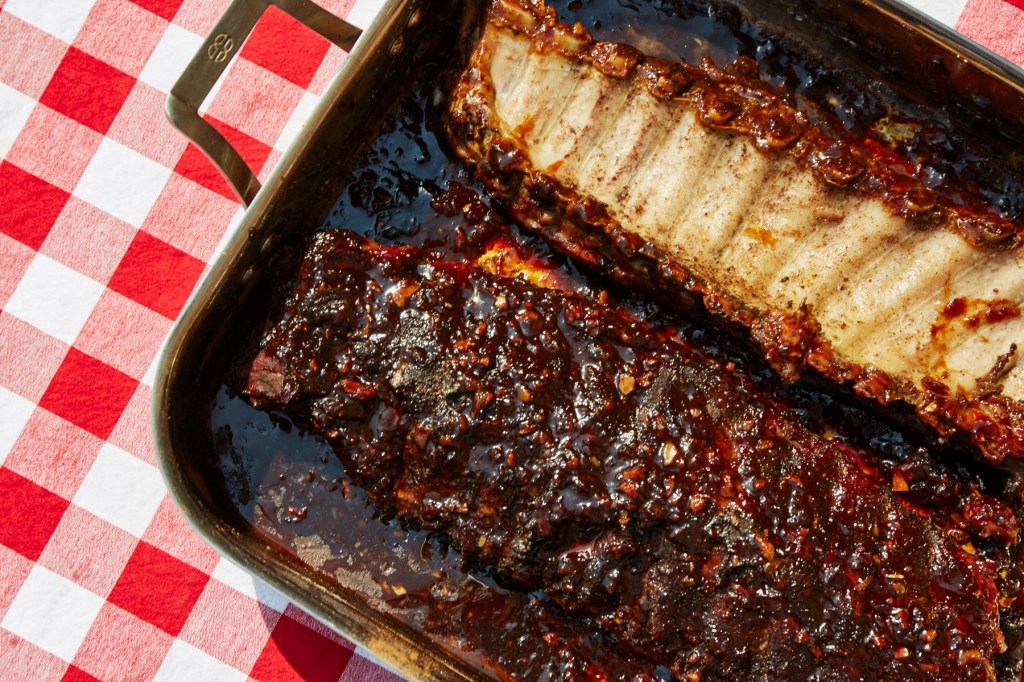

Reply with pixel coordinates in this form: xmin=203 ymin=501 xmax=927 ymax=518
xmin=0 ymin=0 xmax=1020 ymax=679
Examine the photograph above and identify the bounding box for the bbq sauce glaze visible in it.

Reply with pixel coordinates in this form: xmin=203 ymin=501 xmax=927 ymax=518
xmin=211 ymin=1 xmax=1024 ymax=678
xmin=242 ymin=228 xmax=1009 ymax=678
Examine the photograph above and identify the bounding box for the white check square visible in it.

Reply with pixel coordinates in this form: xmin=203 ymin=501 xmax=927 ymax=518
xmin=139 ymin=22 xmax=205 ymax=94
xmin=211 ymin=556 xmax=290 ymax=613
xmin=74 ymin=137 xmax=171 ymax=228
xmin=0 ymin=82 xmax=37 ymax=160
xmin=153 ymin=640 xmax=247 ymax=682
xmin=4 ymin=253 xmax=104 ymax=345
xmin=0 ymin=386 xmax=35 ymax=467
xmin=900 ymin=0 xmax=968 ymax=26
xmin=347 ymin=0 xmax=384 ymax=31
xmin=1 ymin=564 xmax=104 ymax=662
xmin=72 ymin=442 xmax=166 ymax=537
xmin=141 ymin=333 xmax=171 ymax=388
xmin=3 ymin=0 xmax=97 ymax=44
xmin=274 ymin=90 xmax=320 ymax=153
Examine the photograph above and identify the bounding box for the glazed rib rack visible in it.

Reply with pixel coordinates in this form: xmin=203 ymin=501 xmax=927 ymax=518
xmin=245 ymin=229 xmax=1007 ymax=680
xmin=446 ymin=0 xmax=1024 ymax=466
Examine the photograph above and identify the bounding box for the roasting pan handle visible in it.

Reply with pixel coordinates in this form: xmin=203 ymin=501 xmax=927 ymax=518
xmin=165 ymin=0 xmax=361 ymax=206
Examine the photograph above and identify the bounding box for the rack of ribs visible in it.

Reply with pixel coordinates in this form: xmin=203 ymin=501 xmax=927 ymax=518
xmin=445 ymin=0 xmax=1024 ymax=466
xmin=244 ymin=229 xmax=1005 ymax=679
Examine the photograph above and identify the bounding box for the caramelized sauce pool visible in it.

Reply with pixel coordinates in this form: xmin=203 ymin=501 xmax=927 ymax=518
xmin=211 ymin=1 xmax=1024 ymax=678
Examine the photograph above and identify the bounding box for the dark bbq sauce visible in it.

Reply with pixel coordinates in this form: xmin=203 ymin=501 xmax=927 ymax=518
xmin=212 ymin=1 xmax=1024 ymax=678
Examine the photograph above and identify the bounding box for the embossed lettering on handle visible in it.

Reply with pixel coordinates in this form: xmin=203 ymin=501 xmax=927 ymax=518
xmin=208 ymin=33 xmax=236 ymax=63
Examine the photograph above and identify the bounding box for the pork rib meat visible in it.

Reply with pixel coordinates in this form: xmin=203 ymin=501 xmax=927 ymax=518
xmin=245 ymin=229 xmax=1004 ymax=680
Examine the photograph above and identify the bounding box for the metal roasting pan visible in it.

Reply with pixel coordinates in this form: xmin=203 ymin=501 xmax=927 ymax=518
xmin=153 ymin=0 xmax=1024 ymax=678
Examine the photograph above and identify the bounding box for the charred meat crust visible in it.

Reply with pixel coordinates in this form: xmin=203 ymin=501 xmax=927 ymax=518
xmin=245 ymin=229 xmax=1003 ymax=680
xmin=444 ymin=0 xmax=1024 ymax=466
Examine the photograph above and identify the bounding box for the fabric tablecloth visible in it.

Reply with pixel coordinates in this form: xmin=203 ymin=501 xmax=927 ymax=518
xmin=0 ymin=0 xmax=1020 ymax=679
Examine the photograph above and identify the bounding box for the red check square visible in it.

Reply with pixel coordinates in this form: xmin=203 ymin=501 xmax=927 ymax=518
xmin=173 ymin=117 xmax=273 ymax=201
xmin=141 ymin=173 xmax=239 ymax=261
xmin=39 ymin=47 xmax=137 ymax=136
xmin=40 ymin=198 xmax=137 ymax=285
xmin=38 ymin=506 xmax=138 ymax=598
xmin=71 ymin=603 xmax=174 ymax=681
xmin=75 ymin=290 xmax=173 ymax=380
xmin=957 ymin=0 xmax=1024 ymax=66
xmin=0 ymin=162 xmax=70 ymax=250
xmin=38 ymin=348 xmax=138 ymax=441
xmin=0 ymin=467 xmax=70 ymax=561
xmin=172 ymin=0 xmax=234 ymax=37
xmin=4 ymin=409 xmax=104 ymax=500
xmin=179 ymin=580 xmax=279 ymax=671
xmin=141 ymin=495 xmax=220 ymax=573
xmin=61 ymin=666 xmax=101 ymax=682
xmin=108 ymin=384 xmax=158 ymax=466
xmin=0 ymin=545 xmax=34 ymax=622
xmin=173 ymin=145 xmax=237 ymax=202
xmin=309 ymin=43 xmax=348 ymax=97
xmin=106 ymin=541 xmax=210 ymax=636
xmin=240 ymin=5 xmax=331 ymax=89
xmin=74 ymin=0 xmax=168 ymax=77
xmin=0 ymin=13 xmax=69 ymax=99
xmin=251 ymin=612 xmax=355 ymax=682
xmin=5 ymin=104 xmax=103 ymax=192
xmin=130 ymin=0 xmax=187 ymax=22
xmin=107 ymin=80 xmax=189 ymax=168
xmin=0 ymin=313 xmax=69 ymax=403
xmin=0 ymin=633 xmax=70 ymax=680
xmin=106 ymin=230 xmax=205 ymax=320
xmin=316 ymin=0 xmax=359 ymax=17
xmin=297 ymin=0 xmax=353 ymax=96
xmin=203 ymin=59 xmax=302 ymax=157
xmin=0 ymin=235 xmax=35 ymax=310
